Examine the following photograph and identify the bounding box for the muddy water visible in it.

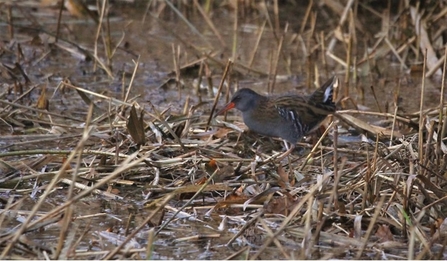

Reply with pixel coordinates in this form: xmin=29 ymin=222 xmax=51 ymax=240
xmin=1 ymin=3 xmax=442 ymax=122
xmin=0 ymin=1 xmax=443 ymax=259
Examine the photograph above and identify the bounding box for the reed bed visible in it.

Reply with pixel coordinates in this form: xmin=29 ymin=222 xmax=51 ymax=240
xmin=1 ymin=0 xmax=447 ymax=259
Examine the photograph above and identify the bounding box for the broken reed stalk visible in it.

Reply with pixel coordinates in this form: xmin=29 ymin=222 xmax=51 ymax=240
xmin=231 ymin=0 xmax=238 ymax=60
xmin=344 ymin=10 xmax=354 ymax=98
xmin=105 ymin=193 xmax=175 ymax=259
xmin=0 ymin=198 xmax=16 ymax=230
xmin=299 ymin=0 xmax=313 ymax=34
xmin=226 ymin=210 xmax=264 ymax=247
xmin=247 ymin=19 xmax=266 ymax=69
xmin=141 ymin=0 xmax=154 ymax=23
xmin=299 ymin=120 xmax=335 ymax=171
xmin=389 ymin=77 xmax=402 ymax=142
xmin=68 ymin=219 xmax=94 ymax=258
xmin=268 ymin=23 xmax=288 ymax=94
xmin=251 ymin=172 xmax=333 ymax=259
xmin=267 ymin=49 xmax=274 ymax=93
xmin=349 ymin=8 xmax=356 ymax=75
xmin=193 ymin=0 xmax=226 ymax=47
xmin=313 ymin=201 xmax=324 ymax=244
xmin=422 ymin=121 xmax=435 ymax=176
xmin=164 ymin=0 xmax=211 ymax=47
xmin=62 ymin=82 xmax=136 ymax=108
xmin=273 ymin=0 xmax=280 ymax=33
xmin=10 ymin=151 xmax=146 ymax=255
xmin=307 ymin=10 xmax=316 ymax=56
xmin=361 ymin=140 xmax=371 ymax=210
xmin=437 ymin=47 xmax=447 ymax=155
xmin=369 ymin=135 xmax=381 ymax=204
xmin=123 ymin=55 xmax=140 ymax=105
xmin=321 ymin=31 xmax=329 ymax=78
xmin=53 ymin=107 xmax=98 ymax=259
xmin=300 ymin=194 xmax=314 ymax=259
xmin=155 ymin=167 xmax=221 ymax=234
xmin=327 ymin=0 xmax=355 ymax=52
xmin=93 ymin=0 xmax=105 ymax=73
xmin=8 ymin=2 xmax=447 ymax=259
xmin=355 ymin=196 xmax=385 ymax=259
xmin=259 ymin=218 xmax=290 ymax=259
xmin=171 ymin=44 xmax=181 ymax=98
xmin=369 ymin=85 xmax=383 ymax=113
xmin=419 ymin=49 xmax=427 ymax=167
xmin=352 ymin=54 xmax=357 ymax=91
xmin=390 ymin=105 xmax=398 ymax=147
xmin=194 ymin=61 xmax=205 ymax=103
xmin=384 ymin=37 xmax=406 ymax=68
xmin=148 ymin=13 xmax=203 ymax=58
xmin=408 ymin=210 xmax=427 ymax=260
xmin=205 ymin=59 xmax=233 ymax=130
xmin=0 ymin=104 xmax=95 ymax=258
xmin=54 ymin=205 xmax=73 ymax=259
xmin=7 ymin=5 xmax=13 ymax=40
xmin=145 ymin=228 xmax=156 ymax=259
xmin=145 ymin=100 xmax=186 ymax=150
xmin=55 ymin=0 xmax=64 ymax=42
xmin=224 ymin=246 xmax=250 ymax=260
xmin=104 ymin=1 xmax=113 ymax=67
xmin=330 ymin=124 xmax=339 ymax=208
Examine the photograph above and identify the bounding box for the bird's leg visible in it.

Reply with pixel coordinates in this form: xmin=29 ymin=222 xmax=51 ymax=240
xmin=283 ymin=140 xmax=290 ymax=150
xmin=277 ymin=141 xmax=295 ymax=161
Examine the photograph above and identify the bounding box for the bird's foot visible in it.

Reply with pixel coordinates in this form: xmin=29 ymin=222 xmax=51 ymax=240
xmin=276 ymin=145 xmax=295 ymax=161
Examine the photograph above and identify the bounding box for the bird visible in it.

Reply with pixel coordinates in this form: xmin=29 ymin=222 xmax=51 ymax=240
xmin=215 ymin=76 xmax=338 ymax=159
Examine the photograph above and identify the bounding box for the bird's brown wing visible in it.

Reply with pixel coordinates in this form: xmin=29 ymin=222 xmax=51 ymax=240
xmin=271 ymin=95 xmax=334 ymax=136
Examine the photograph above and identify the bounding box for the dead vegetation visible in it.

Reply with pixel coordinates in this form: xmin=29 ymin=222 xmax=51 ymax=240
xmin=1 ymin=0 xmax=447 ymax=259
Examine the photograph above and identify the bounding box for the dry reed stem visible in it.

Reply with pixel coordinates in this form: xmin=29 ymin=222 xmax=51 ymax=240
xmin=104 ymin=193 xmax=174 ymax=259
xmin=268 ymin=23 xmax=287 ymax=94
xmin=355 ymin=196 xmax=385 ymax=259
xmin=259 ymin=217 xmax=290 ymax=259
xmin=437 ymin=47 xmax=447 ymax=156
xmin=4 ymin=1 xmax=447 ymax=259
xmin=206 ymin=59 xmax=233 ymax=130
xmin=155 ymin=167 xmax=222 ymax=233
xmin=248 ymin=19 xmax=266 ymax=69
xmin=250 ymin=173 xmax=333 ymax=259
xmin=231 ymin=0 xmax=238 ymax=61
xmin=225 ymin=209 xmax=264 ymax=247
xmin=164 ymin=0 xmax=211 ymax=47
xmin=193 ymin=0 xmax=226 ymax=47
xmin=0 ymin=105 xmax=95 ymax=258
xmin=419 ymin=49 xmax=427 ymax=166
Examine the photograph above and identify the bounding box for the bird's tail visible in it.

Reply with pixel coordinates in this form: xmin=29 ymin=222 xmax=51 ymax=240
xmin=308 ymin=76 xmax=338 ymax=110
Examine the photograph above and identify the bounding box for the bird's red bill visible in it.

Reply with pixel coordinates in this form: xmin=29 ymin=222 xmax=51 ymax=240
xmin=215 ymin=102 xmax=235 ymax=116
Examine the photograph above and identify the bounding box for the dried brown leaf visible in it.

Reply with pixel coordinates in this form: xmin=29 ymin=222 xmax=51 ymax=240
xmin=37 ymin=85 xmax=49 ymax=111
xmin=337 ymin=113 xmax=402 ymax=138
xmin=126 ymin=105 xmax=146 ymax=145
xmin=416 ymin=175 xmax=446 ymax=199
xmin=215 ymin=192 xmax=250 ymax=209
xmin=204 ymin=159 xmax=218 ymax=174
xmin=375 ymin=224 xmax=394 ymax=242
xmin=277 ymin=165 xmax=290 ymax=189
xmin=65 ymin=0 xmax=98 ymax=23
xmin=75 ymin=89 xmax=94 ymax=107
xmin=410 ymin=6 xmax=442 ymax=76
xmin=242 ymin=187 xmax=280 ymax=210
xmin=264 ymin=195 xmax=299 ymax=215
